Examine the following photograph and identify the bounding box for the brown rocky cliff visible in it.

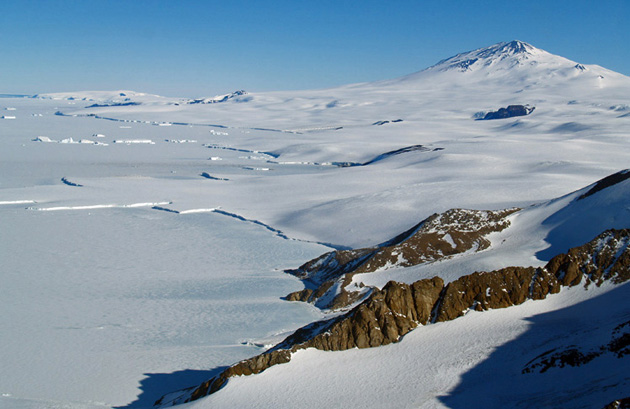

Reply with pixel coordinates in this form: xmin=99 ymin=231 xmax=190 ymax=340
xmin=172 ymin=277 xmax=444 ymax=405
xmin=298 ymin=277 xmax=444 ymax=350
xmin=159 ymin=229 xmax=630 ymax=407
xmin=285 ymin=207 xmax=519 ymax=310
xmin=433 ymin=266 xmax=553 ymax=322
xmin=434 ymin=229 xmax=630 ymax=322
xmin=545 ymin=228 xmax=630 ymax=286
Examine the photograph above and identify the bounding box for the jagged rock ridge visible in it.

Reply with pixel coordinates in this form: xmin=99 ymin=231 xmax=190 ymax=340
xmin=285 ymin=207 xmax=519 ymax=310
xmin=156 ymin=229 xmax=630 ymax=407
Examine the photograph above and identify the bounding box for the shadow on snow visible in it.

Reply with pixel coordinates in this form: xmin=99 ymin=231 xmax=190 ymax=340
xmin=115 ymin=367 xmax=228 ymax=409
xmin=439 ymin=283 xmax=630 ymax=409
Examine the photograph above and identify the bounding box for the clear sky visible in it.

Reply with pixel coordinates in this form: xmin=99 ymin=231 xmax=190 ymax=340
xmin=1 ymin=0 xmax=628 ymax=97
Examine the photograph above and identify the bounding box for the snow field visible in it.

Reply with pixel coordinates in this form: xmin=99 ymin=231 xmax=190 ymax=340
xmin=2 ymin=41 xmax=630 ymax=408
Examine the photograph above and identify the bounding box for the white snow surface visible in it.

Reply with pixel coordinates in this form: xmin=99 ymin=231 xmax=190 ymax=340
xmin=2 ymin=41 xmax=630 ymax=409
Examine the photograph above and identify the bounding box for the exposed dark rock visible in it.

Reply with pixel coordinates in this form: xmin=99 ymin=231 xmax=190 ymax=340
xmin=61 ymin=177 xmax=83 ymax=187
xmin=578 ymin=169 xmax=630 ymax=200
xmin=433 ymin=266 xmax=552 ymax=322
xmin=603 ymin=398 xmax=630 ymax=409
xmin=296 ymin=277 xmax=444 ymax=351
xmin=545 ymin=228 xmax=630 ymax=286
xmin=372 ymin=119 xmax=402 ymax=126
xmin=158 ymin=229 xmax=630 ymax=407
xmin=85 ymin=101 xmax=141 ymax=108
xmin=609 ymin=321 xmax=630 ymax=358
xmin=436 ymin=229 xmax=630 ymax=322
xmin=285 ymin=208 xmax=518 ymax=310
xmin=522 ymin=347 xmax=599 ymax=373
xmin=479 ymin=104 xmax=535 ymax=120
xmin=362 ymin=144 xmax=430 ymax=165
xmin=200 ymin=172 xmax=229 ymax=181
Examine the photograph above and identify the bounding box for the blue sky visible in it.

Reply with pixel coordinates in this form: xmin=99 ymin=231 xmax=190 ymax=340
xmin=1 ymin=0 xmax=628 ymax=97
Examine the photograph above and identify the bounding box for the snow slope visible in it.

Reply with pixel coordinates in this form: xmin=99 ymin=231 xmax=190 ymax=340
xmin=43 ymin=40 xmax=630 ymax=248
xmin=182 ymin=283 xmax=629 ymax=409
xmin=356 ymin=170 xmax=630 ymax=289
xmin=1 ymin=40 xmax=630 ymax=409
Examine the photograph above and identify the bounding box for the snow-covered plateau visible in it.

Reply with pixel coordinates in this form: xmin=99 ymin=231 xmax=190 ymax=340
xmin=1 ymin=41 xmax=629 ymax=409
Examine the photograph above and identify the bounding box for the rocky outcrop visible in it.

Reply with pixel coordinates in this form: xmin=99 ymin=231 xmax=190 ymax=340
xmin=603 ymin=398 xmax=630 ymax=409
xmin=281 ymin=277 xmax=444 ymax=351
xmin=578 ymin=169 xmax=630 ymax=200
xmin=285 ymin=207 xmax=519 ymax=310
xmin=157 ymin=229 xmax=630 ymax=407
xmin=159 ymin=277 xmax=443 ymax=407
xmin=522 ymin=318 xmax=629 ymax=374
xmin=434 ymin=266 xmax=549 ymax=322
xmin=434 ymin=229 xmax=630 ymax=322
xmin=479 ymin=104 xmax=535 ymax=120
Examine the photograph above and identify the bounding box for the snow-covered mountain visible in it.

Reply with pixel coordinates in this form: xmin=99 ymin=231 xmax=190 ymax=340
xmin=388 ymin=40 xmax=627 ymax=91
xmin=418 ymin=40 xmax=596 ymax=76
xmin=2 ymin=40 xmax=630 ymax=409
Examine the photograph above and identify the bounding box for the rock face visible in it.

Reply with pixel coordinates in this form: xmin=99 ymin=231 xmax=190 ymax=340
xmin=281 ymin=277 xmax=444 ymax=351
xmin=603 ymin=398 xmax=630 ymax=409
xmin=578 ymin=169 xmax=630 ymax=200
xmin=480 ymin=104 xmax=535 ymax=120
xmin=285 ymin=208 xmax=519 ymax=310
xmin=435 ymin=229 xmax=630 ymax=322
xmin=156 ymin=229 xmax=630 ymax=407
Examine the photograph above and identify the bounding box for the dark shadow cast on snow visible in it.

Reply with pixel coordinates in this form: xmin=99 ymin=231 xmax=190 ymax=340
xmin=115 ymin=367 xmax=228 ymax=409
xmin=439 ymin=284 xmax=630 ymax=409
xmin=535 ymin=172 xmax=630 ymax=261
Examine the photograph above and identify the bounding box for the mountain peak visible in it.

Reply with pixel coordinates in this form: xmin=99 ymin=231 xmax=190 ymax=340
xmin=492 ymin=40 xmax=535 ymax=55
xmin=427 ymin=40 xmax=546 ymax=73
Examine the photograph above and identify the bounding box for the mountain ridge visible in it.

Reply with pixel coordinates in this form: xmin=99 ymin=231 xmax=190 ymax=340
xmin=155 ymin=227 xmax=630 ymax=407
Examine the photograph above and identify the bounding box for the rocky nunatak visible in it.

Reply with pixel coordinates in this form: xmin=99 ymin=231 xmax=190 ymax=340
xmin=155 ymin=229 xmax=630 ymax=407
xmin=284 ymin=207 xmax=519 ymax=311
xmin=479 ymin=104 xmax=535 ymax=120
